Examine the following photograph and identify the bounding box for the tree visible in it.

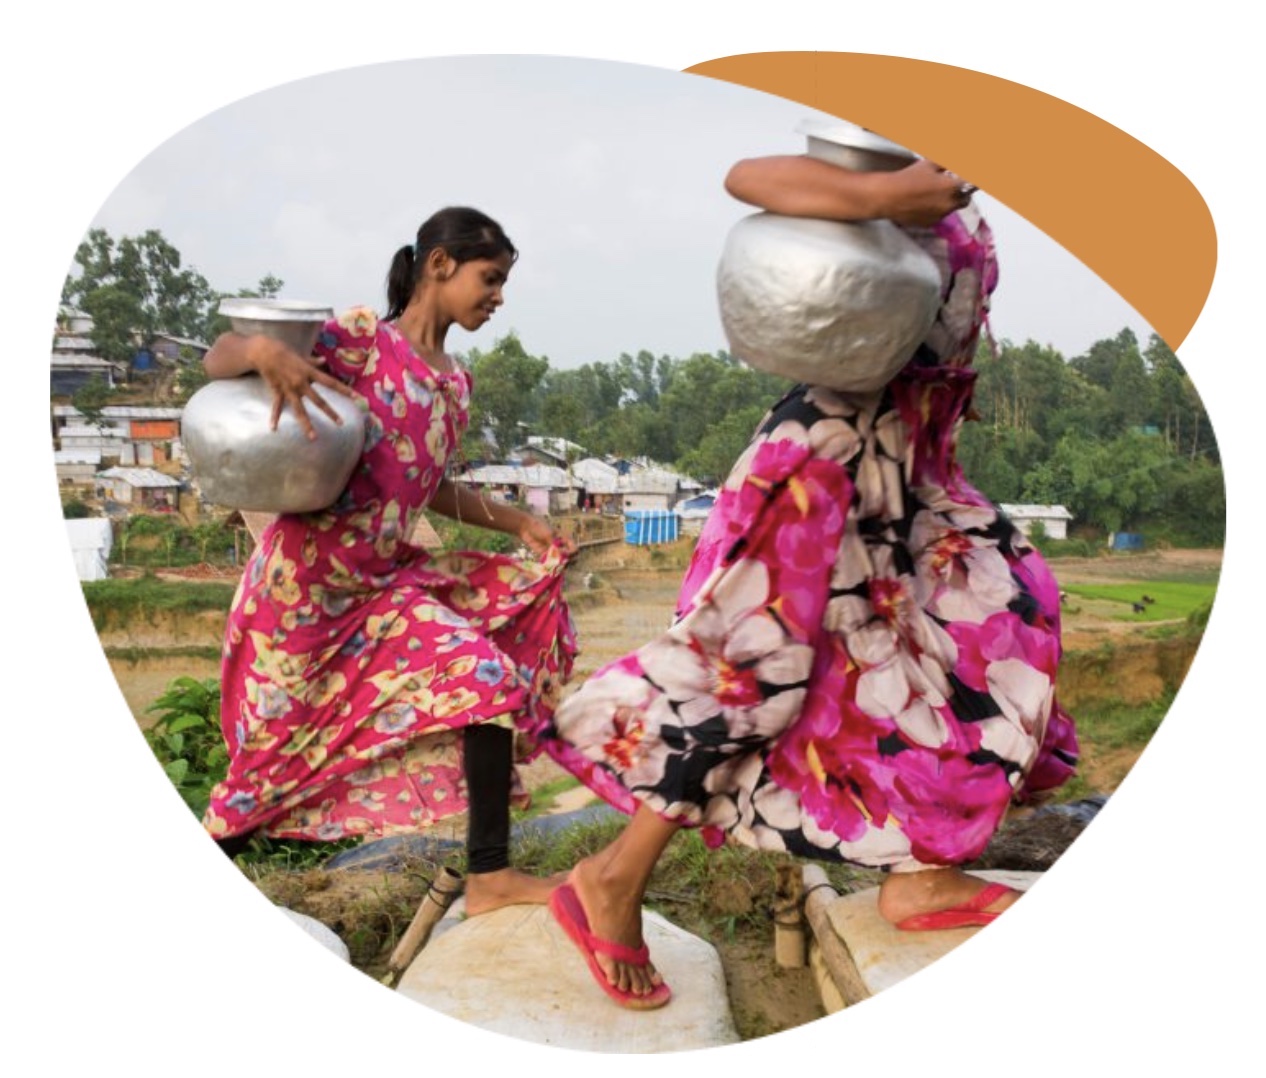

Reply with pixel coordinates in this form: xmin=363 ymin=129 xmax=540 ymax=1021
xmin=71 ymin=374 xmax=111 ymax=423
xmin=658 ymin=352 xmax=787 ymax=464
xmin=79 ymin=285 xmax=144 ymax=369
xmin=1024 ymin=430 xmax=1172 ymax=534
xmin=200 ymin=274 xmax=289 ymax=344
xmin=1146 ymin=334 xmax=1217 ymax=463
xmin=62 ymin=228 xmax=222 ymax=368
xmin=464 ymin=333 xmax=550 ymax=456
xmin=175 ymin=358 xmax=210 ymax=403
xmin=678 ymin=405 xmax=766 ymax=485
xmin=253 ymin=274 xmax=285 ymax=299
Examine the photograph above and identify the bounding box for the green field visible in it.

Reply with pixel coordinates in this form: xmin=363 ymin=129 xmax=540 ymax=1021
xmin=1060 ymin=579 xmax=1217 ymax=623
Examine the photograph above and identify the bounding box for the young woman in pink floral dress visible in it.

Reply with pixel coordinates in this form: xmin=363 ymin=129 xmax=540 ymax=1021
xmin=201 ymin=208 xmax=577 ymax=916
xmin=541 ymin=156 xmax=1079 ymax=1008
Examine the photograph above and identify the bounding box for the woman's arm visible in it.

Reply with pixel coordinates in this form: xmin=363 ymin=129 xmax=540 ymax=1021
xmin=428 ymin=479 xmax=576 ymax=557
xmin=203 ymin=331 xmax=360 ymax=440
xmin=725 ymin=155 xmax=972 ymax=228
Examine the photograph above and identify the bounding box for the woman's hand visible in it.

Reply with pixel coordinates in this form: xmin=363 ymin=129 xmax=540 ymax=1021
xmin=250 ymin=339 xmax=361 ymax=441
xmin=874 ymin=159 xmax=976 ymax=228
xmin=204 ymin=332 xmax=361 ymax=442
xmin=518 ymin=514 xmax=576 ymax=559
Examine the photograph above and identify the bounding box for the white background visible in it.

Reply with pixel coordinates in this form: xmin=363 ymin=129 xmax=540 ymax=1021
xmin=4 ymin=2 xmax=1257 ymax=1074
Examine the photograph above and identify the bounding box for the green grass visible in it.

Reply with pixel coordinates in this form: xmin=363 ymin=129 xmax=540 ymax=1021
xmin=511 ymin=817 xmax=879 ymax=936
xmin=81 ymin=575 xmax=236 ymax=630
xmin=1060 ymin=579 xmax=1217 ymax=622
xmin=1047 ymin=692 xmax=1175 ymax=802
xmin=1071 ymin=693 xmax=1173 ymax=753
xmin=104 ymin=644 xmax=223 ymax=663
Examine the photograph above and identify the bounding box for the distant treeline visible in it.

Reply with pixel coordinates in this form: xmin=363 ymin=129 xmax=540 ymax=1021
xmin=463 ymin=327 xmax=1223 ymax=546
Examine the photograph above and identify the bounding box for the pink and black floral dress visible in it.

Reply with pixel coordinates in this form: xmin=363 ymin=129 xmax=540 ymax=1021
xmin=542 ymin=208 xmax=1078 ymax=871
xmin=203 ymin=308 xmax=576 ymax=843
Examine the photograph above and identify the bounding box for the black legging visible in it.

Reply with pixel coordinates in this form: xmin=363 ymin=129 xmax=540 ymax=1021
xmin=214 ymin=723 xmax=513 ymax=874
xmin=461 ymin=723 xmax=512 ymax=875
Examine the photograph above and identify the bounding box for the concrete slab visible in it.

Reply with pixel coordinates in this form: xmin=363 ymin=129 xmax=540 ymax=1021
xmin=396 ymin=899 xmax=741 ymax=1052
xmin=811 ymin=870 xmax=1040 ymax=1004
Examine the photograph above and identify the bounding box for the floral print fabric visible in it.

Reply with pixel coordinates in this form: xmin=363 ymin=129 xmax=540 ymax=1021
xmin=203 ymin=309 xmax=576 ymax=842
xmin=543 ymin=208 xmax=1078 ymax=870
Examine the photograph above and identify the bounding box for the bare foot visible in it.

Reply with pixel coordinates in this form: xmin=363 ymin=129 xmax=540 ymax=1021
xmin=877 ymin=868 xmax=1020 ymax=926
xmin=567 ymin=856 xmax=663 ymax=999
xmin=464 ymin=867 xmax=568 ymax=918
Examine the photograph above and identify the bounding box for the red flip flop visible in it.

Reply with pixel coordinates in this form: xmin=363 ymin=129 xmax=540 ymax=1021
xmin=895 ymin=882 xmax=1019 ymax=931
xmin=548 ymin=877 xmax=672 ymax=1010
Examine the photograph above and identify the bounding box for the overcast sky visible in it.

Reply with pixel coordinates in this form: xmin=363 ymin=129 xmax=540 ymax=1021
xmin=83 ymin=54 xmax=1155 ymax=367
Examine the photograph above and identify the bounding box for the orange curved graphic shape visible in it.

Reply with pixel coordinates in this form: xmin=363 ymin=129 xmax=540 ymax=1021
xmin=684 ymin=52 xmax=1215 ymax=350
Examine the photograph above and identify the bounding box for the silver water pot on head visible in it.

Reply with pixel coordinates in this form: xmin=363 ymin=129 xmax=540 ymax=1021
xmin=181 ymin=298 xmax=366 ymax=514
xmin=717 ymin=119 xmax=943 ymax=393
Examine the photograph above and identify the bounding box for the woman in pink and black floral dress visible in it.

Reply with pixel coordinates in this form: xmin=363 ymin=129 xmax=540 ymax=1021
xmin=201 ymin=208 xmax=577 ymax=916
xmin=540 ymin=155 xmax=1079 ymax=1008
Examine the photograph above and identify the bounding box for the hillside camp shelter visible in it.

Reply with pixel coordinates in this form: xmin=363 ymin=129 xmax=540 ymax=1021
xmin=457 ymin=464 xmax=576 ymax=515
xmin=53 ymin=406 xmax=183 ymax=467
xmin=64 ymin=517 xmax=114 ymax=581
xmin=674 ymin=491 xmax=717 ymax=536
xmin=998 ymin=504 xmax=1073 ymax=541
xmin=49 ymin=353 xmax=127 ymax=395
xmin=54 ymin=448 xmax=102 ymax=486
xmin=96 ymin=467 xmax=182 ymax=510
xmin=571 ymin=458 xmax=621 ymax=513
xmin=617 ymin=466 xmax=683 ymax=513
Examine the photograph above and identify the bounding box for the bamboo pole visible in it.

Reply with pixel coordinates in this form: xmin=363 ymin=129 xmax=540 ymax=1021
xmin=386 ymin=867 xmax=465 ymax=982
xmin=801 ymin=864 xmax=870 ymax=1006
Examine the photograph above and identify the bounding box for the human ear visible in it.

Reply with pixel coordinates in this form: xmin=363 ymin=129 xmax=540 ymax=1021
xmin=426 ymin=248 xmax=455 ymax=282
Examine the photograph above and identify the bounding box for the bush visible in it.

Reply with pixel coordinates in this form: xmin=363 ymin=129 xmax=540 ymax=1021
xmin=423 ymin=510 xmax=517 ymax=554
xmin=143 ymin=676 xmax=226 ymax=819
xmin=142 ymin=673 xmax=355 ymax=869
xmin=1031 ymin=534 xmax=1098 ymax=558
xmin=112 ymin=516 xmax=238 ymax=567
xmin=62 ymin=498 xmax=92 ymax=519
xmin=1187 ymin=600 xmax=1213 ymax=632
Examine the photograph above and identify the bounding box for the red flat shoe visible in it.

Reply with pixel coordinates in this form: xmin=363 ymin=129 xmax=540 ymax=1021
xmin=548 ymin=876 xmax=672 ymax=1010
xmin=895 ymin=882 xmax=1019 ymax=931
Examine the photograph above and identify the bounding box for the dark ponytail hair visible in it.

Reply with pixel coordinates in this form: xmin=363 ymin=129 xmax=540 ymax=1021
xmin=385 ymin=206 xmax=518 ymax=320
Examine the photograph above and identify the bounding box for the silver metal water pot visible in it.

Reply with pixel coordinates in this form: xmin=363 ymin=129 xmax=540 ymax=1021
xmin=716 ymin=120 xmax=943 ymax=393
xmin=182 ymin=299 xmax=366 ymax=513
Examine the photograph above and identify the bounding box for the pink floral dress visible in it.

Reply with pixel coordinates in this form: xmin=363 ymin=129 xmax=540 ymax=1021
xmin=203 ymin=308 xmax=576 ymax=843
xmin=542 ymin=208 xmax=1078 ymax=871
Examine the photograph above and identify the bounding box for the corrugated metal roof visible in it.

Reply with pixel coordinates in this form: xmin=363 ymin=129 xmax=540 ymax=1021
xmin=60 ymin=426 xmax=127 ymax=439
xmin=54 ymin=405 xmax=184 ymax=420
xmin=519 ymin=435 xmax=586 ymax=461
xmin=54 ymin=449 xmax=103 ymax=464
xmin=98 ymin=466 xmax=182 ymax=488
xmin=50 ymin=353 xmax=120 ymax=369
xmin=572 ymin=458 xmax=618 ymax=480
xmin=152 ymin=333 xmax=210 ymax=351
xmin=1000 ymin=504 xmax=1073 ymax=519
xmin=618 ymin=468 xmax=681 ymax=494
xmin=460 ymin=464 xmax=575 ymax=488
